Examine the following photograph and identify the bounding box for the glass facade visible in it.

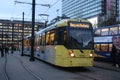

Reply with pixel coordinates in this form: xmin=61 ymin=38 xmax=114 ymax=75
xmin=0 ymin=20 xmax=44 ymax=49
xmin=118 ymin=0 xmax=120 ymax=21
xmin=62 ymin=0 xmax=119 ymax=22
xmin=62 ymin=0 xmax=102 ymax=19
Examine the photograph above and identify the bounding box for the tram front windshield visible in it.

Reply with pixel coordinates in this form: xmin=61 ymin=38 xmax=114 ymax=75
xmin=69 ymin=28 xmax=93 ymax=49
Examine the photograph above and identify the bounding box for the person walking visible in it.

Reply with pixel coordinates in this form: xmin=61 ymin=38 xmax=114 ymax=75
xmin=110 ymin=45 xmax=117 ymax=66
xmin=116 ymin=49 xmax=120 ymax=67
xmin=0 ymin=45 xmax=4 ymax=57
xmin=110 ymin=44 xmax=117 ymax=66
xmin=5 ymin=46 xmax=9 ymax=55
xmin=112 ymin=35 xmax=120 ymax=67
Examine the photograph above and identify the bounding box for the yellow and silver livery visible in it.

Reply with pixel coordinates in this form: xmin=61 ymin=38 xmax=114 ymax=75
xmin=24 ymin=19 xmax=94 ymax=67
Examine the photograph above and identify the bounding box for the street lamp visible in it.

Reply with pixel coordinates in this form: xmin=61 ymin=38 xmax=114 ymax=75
xmin=29 ymin=0 xmax=35 ymax=61
xmin=1 ymin=24 xmax=3 ymax=55
xmin=11 ymin=22 xmax=14 ymax=54
xmin=14 ymin=0 xmax=50 ymax=61
xmin=29 ymin=0 xmax=50 ymax=61
xmin=21 ymin=12 xmax=25 ymax=56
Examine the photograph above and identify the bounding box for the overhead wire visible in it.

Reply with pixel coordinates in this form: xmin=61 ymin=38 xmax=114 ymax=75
xmin=37 ymin=0 xmax=61 ymax=21
xmin=11 ymin=0 xmax=33 ymax=21
xmin=38 ymin=0 xmax=60 ymax=13
xmin=10 ymin=1 xmax=17 ymax=20
xmin=42 ymin=0 xmax=61 ymax=14
xmin=11 ymin=0 xmax=61 ymax=21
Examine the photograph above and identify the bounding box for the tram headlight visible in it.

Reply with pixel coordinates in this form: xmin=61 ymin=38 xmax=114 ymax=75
xmin=69 ymin=50 xmax=75 ymax=57
xmin=89 ymin=53 xmax=93 ymax=57
xmin=37 ymin=46 xmax=40 ymax=48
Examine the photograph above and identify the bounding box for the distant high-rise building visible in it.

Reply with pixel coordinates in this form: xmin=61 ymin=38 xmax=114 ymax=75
xmin=62 ymin=0 xmax=119 ymax=27
xmin=0 ymin=19 xmax=44 ymax=49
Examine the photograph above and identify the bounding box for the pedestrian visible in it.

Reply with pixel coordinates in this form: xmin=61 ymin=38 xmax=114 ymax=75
xmin=112 ymin=35 xmax=120 ymax=67
xmin=110 ymin=44 xmax=117 ymax=66
xmin=5 ymin=46 xmax=9 ymax=55
xmin=0 ymin=45 xmax=4 ymax=57
xmin=116 ymin=49 xmax=120 ymax=67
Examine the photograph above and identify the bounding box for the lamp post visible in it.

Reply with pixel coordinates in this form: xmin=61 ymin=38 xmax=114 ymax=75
xmin=29 ymin=0 xmax=35 ymax=61
xmin=1 ymin=25 xmax=3 ymax=54
xmin=14 ymin=0 xmax=50 ymax=61
xmin=21 ymin=12 xmax=24 ymax=56
xmin=11 ymin=22 xmax=14 ymax=54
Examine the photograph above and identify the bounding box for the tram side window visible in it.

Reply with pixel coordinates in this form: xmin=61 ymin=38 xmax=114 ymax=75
xmin=41 ymin=33 xmax=45 ymax=45
xmin=38 ymin=36 xmax=42 ymax=45
xmin=49 ymin=30 xmax=55 ymax=45
xmin=37 ymin=37 xmax=40 ymax=46
xmin=45 ymin=30 xmax=55 ymax=45
xmin=28 ymin=38 xmax=31 ymax=46
xmin=34 ymin=37 xmax=38 ymax=46
xmin=55 ymin=28 xmax=65 ymax=45
xmin=46 ymin=31 xmax=50 ymax=45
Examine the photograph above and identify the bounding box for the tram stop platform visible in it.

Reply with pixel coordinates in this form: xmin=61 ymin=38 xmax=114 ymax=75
xmin=94 ymin=61 xmax=120 ymax=72
xmin=0 ymin=51 xmax=120 ymax=80
xmin=1 ymin=51 xmax=120 ymax=72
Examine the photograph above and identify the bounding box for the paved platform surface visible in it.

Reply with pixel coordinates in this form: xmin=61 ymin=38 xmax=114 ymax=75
xmin=94 ymin=61 xmax=120 ymax=72
xmin=0 ymin=51 xmax=120 ymax=80
xmin=1 ymin=51 xmax=120 ymax=71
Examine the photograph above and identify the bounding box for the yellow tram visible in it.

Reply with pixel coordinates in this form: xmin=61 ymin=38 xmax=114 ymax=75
xmin=24 ymin=19 xmax=94 ymax=67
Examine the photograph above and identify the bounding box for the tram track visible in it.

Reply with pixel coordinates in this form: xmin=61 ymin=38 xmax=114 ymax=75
xmin=13 ymin=55 xmax=44 ymax=80
xmin=4 ymin=55 xmax=9 ymax=80
xmin=0 ymin=55 xmax=10 ymax=80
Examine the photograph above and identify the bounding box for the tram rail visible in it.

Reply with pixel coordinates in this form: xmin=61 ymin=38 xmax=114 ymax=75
xmin=13 ymin=55 xmax=44 ymax=80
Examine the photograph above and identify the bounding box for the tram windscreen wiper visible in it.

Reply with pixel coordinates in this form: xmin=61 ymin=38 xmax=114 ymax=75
xmin=74 ymin=39 xmax=84 ymax=53
xmin=71 ymin=37 xmax=84 ymax=53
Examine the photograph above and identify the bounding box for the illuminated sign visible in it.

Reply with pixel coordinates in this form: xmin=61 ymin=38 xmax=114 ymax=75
xmin=69 ymin=23 xmax=89 ymax=28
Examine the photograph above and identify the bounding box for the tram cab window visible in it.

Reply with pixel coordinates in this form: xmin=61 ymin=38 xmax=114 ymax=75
xmin=55 ymin=27 xmax=66 ymax=45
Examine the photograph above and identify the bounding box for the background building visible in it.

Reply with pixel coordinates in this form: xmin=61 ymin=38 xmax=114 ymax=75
xmin=62 ymin=0 xmax=119 ymax=28
xmin=0 ymin=19 xmax=44 ymax=49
